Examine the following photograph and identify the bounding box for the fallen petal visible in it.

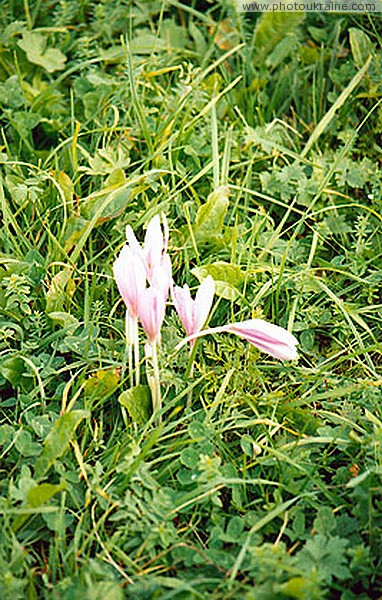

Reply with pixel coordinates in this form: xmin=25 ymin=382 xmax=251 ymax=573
xmin=226 ymin=319 xmax=299 ymax=360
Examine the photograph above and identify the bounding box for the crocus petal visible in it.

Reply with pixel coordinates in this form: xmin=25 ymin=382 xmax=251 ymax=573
xmin=144 ymin=214 xmax=164 ymax=275
xmin=113 ymin=245 xmax=146 ymax=318
xmin=225 ymin=319 xmax=298 ymax=360
xmin=145 ymin=212 xmax=168 ymax=254
xmin=193 ymin=276 xmax=215 ymax=333
xmin=151 ymin=253 xmax=172 ymax=300
xmin=173 ymin=284 xmax=194 ymax=337
xmin=126 ymin=224 xmax=145 ymax=259
xmin=138 ymin=286 xmax=166 ymax=344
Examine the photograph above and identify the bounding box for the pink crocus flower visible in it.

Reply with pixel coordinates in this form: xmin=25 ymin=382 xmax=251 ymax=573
xmin=137 ymin=286 xmax=166 ymax=344
xmin=173 ymin=276 xmax=215 ymax=347
xmin=126 ymin=213 xmax=171 ymax=294
xmin=113 ymin=245 xmax=146 ymax=319
xmin=176 ymin=318 xmax=298 ymax=361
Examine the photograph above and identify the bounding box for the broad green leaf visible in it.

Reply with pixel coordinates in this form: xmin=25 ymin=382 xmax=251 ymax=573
xmin=18 ymin=31 xmax=67 ymax=73
xmin=34 ymin=410 xmax=88 ymax=479
xmin=193 ymin=186 xmax=229 ymax=243
xmin=226 ymin=516 xmax=244 ymax=540
xmin=189 ymin=21 xmax=207 ymax=57
xmin=0 ymin=356 xmax=25 ymax=386
xmin=47 ymin=311 xmax=79 ymax=332
xmin=83 ymin=148 xmax=130 ymax=176
xmin=180 ymin=447 xmax=200 ymax=468
xmin=313 ymin=506 xmax=336 ymax=535
xmin=27 ymin=481 xmax=66 ymax=508
xmin=4 ymin=112 xmax=40 ymax=143
xmin=5 ymin=174 xmax=28 ymax=204
xmin=0 ymin=424 xmax=15 ymax=447
xmin=278 ymin=577 xmax=316 ymax=599
xmin=192 ymin=261 xmax=245 ymax=301
xmin=84 ymin=369 xmax=120 ymax=400
xmin=0 ymin=75 xmax=25 ymax=108
xmin=55 ymin=171 xmax=74 ymax=203
xmin=188 ymin=421 xmax=211 ymax=440
xmin=45 ymin=267 xmax=75 ymax=313
xmin=58 ymin=323 xmax=99 ymax=357
xmin=83 ymin=186 xmax=132 ymax=222
xmin=129 ymin=33 xmax=166 ymax=54
xmin=81 ymin=172 xmax=131 ymax=222
xmin=161 ymin=20 xmax=187 ymax=50
xmin=118 ymin=386 xmax=152 ymax=425
xmin=12 ymin=481 xmax=66 ymax=532
xmin=240 ymin=434 xmax=255 ymax=458
xmin=83 ymin=91 xmax=102 ymax=120
xmin=253 ymin=13 xmax=304 ymax=62
xmin=266 ymin=32 xmax=299 ymax=68
xmin=14 ymin=430 xmax=40 ymax=457
xmin=86 ymin=582 xmax=124 ymax=600
xmin=61 ymin=216 xmax=90 ymax=253
xmin=296 ymin=534 xmax=351 ymax=583
xmin=349 ymin=28 xmax=374 ymax=69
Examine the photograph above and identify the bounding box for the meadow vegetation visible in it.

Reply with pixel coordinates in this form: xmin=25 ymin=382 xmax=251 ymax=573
xmin=0 ymin=2 xmax=381 ymax=598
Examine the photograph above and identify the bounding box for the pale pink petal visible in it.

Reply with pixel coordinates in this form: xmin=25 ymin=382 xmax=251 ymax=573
xmin=162 ymin=247 xmax=172 ymax=280
xmin=226 ymin=319 xmax=298 ymax=360
xmin=173 ymin=284 xmax=194 ymax=337
xmin=193 ymin=276 xmax=215 ymax=333
xmin=144 ymin=215 xmax=163 ymax=274
xmin=138 ymin=286 xmax=166 ymax=344
xmin=150 ymin=253 xmax=172 ymax=300
xmin=125 ymin=224 xmax=144 ymax=258
xmin=113 ymin=246 xmax=146 ymax=318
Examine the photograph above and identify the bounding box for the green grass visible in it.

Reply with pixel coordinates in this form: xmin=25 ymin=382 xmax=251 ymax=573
xmin=1 ymin=2 xmax=382 ymax=598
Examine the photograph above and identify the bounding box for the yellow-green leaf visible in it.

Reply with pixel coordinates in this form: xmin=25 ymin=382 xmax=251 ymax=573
xmin=34 ymin=410 xmax=88 ymax=479
xmin=84 ymin=369 xmax=120 ymax=400
xmin=18 ymin=31 xmax=67 ymax=73
xmin=45 ymin=267 xmax=75 ymax=313
xmin=80 ymin=169 xmax=131 ymax=222
xmin=47 ymin=311 xmax=79 ymax=332
xmin=193 ymin=186 xmax=229 ymax=243
xmin=349 ymin=28 xmax=374 ymax=69
xmin=253 ymin=13 xmax=304 ymax=62
xmin=192 ymin=261 xmax=245 ymax=301
xmin=118 ymin=386 xmax=152 ymax=425
xmin=12 ymin=481 xmax=66 ymax=532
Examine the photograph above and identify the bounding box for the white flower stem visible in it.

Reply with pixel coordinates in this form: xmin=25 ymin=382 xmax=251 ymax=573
xmin=151 ymin=341 xmax=162 ymax=416
xmin=133 ymin=317 xmax=140 ymax=386
xmin=125 ymin=310 xmax=134 ymax=387
xmin=185 ymin=340 xmax=198 ymax=407
xmin=187 ymin=355 xmax=194 ymax=408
